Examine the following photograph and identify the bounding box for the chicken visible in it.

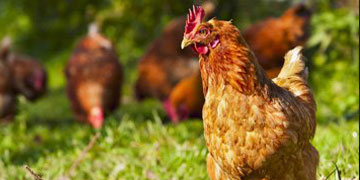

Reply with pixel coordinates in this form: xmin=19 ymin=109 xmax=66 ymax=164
xmin=65 ymin=24 xmax=123 ymax=128
xmin=0 ymin=37 xmax=47 ymax=102
xmin=135 ymin=1 xmax=215 ymax=101
xmin=163 ymin=72 xmax=203 ymax=123
xmin=0 ymin=37 xmax=16 ymax=122
xmin=181 ymin=6 xmax=318 ymax=180
xmin=242 ymin=3 xmax=312 ymax=73
xmin=163 ymin=4 xmax=312 ymax=122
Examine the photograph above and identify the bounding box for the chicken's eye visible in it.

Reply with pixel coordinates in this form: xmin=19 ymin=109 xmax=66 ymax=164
xmin=198 ymin=29 xmax=207 ymax=35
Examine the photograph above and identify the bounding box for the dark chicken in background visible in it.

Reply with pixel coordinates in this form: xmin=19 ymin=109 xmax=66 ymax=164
xmin=0 ymin=36 xmax=47 ymax=122
xmin=65 ymin=24 xmax=123 ymax=129
xmin=0 ymin=37 xmax=47 ymax=102
xmin=164 ymin=3 xmax=312 ymax=123
xmin=135 ymin=1 xmax=215 ymax=101
xmin=0 ymin=37 xmax=16 ymax=122
xmin=181 ymin=5 xmax=318 ymax=180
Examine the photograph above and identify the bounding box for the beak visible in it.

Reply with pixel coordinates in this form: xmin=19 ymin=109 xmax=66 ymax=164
xmin=181 ymin=38 xmax=193 ymax=49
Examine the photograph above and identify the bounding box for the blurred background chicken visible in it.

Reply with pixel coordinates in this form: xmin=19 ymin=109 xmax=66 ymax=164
xmin=0 ymin=36 xmax=47 ymax=102
xmin=134 ymin=1 xmax=215 ymax=101
xmin=243 ymin=3 xmax=312 ymax=76
xmin=65 ymin=23 xmax=123 ymax=129
xmin=0 ymin=38 xmax=16 ymax=122
xmin=181 ymin=6 xmax=318 ymax=179
xmin=164 ymin=3 xmax=312 ymax=123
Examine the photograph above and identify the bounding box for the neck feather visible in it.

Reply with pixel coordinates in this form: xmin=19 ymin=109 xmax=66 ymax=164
xmin=199 ymin=21 xmax=269 ymax=95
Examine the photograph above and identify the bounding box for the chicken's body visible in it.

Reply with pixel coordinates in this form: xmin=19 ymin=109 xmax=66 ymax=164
xmin=181 ymin=8 xmax=318 ymax=179
xmin=65 ymin=26 xmax=123 ymax=128
xmin=202 ymin=22 xmax=317 ymax=180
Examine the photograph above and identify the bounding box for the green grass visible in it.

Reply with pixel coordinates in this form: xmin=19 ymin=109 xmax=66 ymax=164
xmin=0 ymin=48 xmax=358 ymax=179
xmin=0 ymin=88 xmax=358 ymax=180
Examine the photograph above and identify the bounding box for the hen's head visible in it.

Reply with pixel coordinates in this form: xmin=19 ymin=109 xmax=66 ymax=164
xmin=181 ymin=6 xmax=220 ymax=55
xmin=11 ymin=59 xmax=47 ymax=101
xmin=181 ymin=5 xmax=245 ymax=57
xmin=281 ymin=4 xmax=312 ymax=43
xmin=24 ymin=68 xmax=47 ymax=101
xmin=162 ymin=99 xmax=189 ymax=124
xmin=181 ymin=6 xmax=267 ymax=94
xmin=88 ymin=107 xmax=104 ymax=129
xmin=30 ymin=68 xmax=46 ymax=92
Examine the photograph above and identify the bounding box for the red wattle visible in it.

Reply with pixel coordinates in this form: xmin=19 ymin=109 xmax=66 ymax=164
xmin=195 ymin=43 xmax=209 ymax=55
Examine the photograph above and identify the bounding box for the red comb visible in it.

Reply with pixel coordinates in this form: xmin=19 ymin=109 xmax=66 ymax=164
xmin=185 ymin=5 xmax=205 ymax=34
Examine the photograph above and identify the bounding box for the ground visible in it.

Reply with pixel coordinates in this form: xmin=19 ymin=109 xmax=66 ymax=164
xmin=0 ymin=88 xmax=358 ymax=180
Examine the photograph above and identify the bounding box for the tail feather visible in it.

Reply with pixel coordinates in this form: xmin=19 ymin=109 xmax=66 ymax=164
xmin=277 ymin=46 xmax=307 ymax=80
xmin=88 ymin=22 xmax=99 ymax=37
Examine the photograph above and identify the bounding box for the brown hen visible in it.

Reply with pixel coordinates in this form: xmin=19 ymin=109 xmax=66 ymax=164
xmin=182 ymin=6 xmax=318 ymax=180
xmin=164 ymin=4 xmax=312 ymax=122
xmin=65 ymin=24 xmax=123 ymax=128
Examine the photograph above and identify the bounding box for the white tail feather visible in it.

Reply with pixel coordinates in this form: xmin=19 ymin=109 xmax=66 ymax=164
xmin=88 ymin=22 xmax=99 ymax=37
xmin=277 ymin=46 xmax=307 ymax=79
xmin=1 ymin=36 xmax=12 ymax=49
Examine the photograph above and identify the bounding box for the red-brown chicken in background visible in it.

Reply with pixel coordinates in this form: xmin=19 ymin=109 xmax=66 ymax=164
xmin=164 ymin=4 xmax=312 ymax=123
xmin=0 ymin=37 xmax=16 ymax=122
xmin=65 ymin=23 xmax=123 ymax=128
xmin=135 ymin=1 xmax=215 ymax=101
xmin=243 ymin=3 xmax=312 ymax=76
xmin=181 ymin=5 xmax=318 ymax=180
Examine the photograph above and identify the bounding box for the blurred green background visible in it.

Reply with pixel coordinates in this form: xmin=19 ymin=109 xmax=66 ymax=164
xmin=0 ymin=0 xmax=358 ymax=179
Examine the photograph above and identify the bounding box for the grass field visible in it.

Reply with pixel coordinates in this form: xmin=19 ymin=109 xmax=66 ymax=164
xmin=0 ymin=87 xmax=358 ymax=180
